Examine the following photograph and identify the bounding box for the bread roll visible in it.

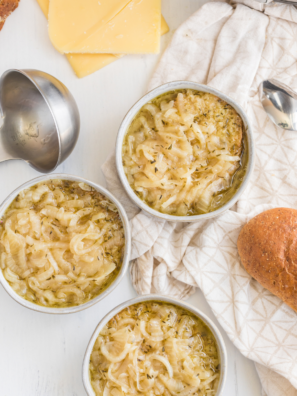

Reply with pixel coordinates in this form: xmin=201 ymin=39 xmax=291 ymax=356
xmin=0 ymin=0 xmax=20 ymax=31
xmin=237 ymin=207 xmax=297 ymax=312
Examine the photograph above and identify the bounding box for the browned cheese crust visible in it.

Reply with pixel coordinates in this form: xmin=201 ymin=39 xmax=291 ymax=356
xmin=0 ymin=0 xmax=20 ymax=31
xmin=237 ymin=207 xmax=297 ymax=312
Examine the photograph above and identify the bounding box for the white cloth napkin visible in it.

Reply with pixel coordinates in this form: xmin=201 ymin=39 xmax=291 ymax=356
xmin=102 ymin=2 xmax=297 ymax=395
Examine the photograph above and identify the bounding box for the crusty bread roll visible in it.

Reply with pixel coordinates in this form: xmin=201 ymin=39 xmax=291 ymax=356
xmin=237 ymin=207 xmax=297 ymax=312
xmin=0 ymin=0 xmax=20 ymax=31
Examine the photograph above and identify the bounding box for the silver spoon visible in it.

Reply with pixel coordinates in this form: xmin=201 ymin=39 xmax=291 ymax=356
xmin=260 ymin=79 xmax=297 ymax=131
xmin=0 ymin=69 xmax=80 ymax=173
xmin=255 ymin=0 xmax=297 ymax=6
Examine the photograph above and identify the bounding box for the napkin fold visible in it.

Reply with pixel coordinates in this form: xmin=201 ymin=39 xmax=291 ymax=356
xmin=102 ymin=2 xmax=297 ymax=395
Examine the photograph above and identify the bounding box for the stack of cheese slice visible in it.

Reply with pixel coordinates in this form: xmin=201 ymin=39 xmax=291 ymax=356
xmin=36 ymin=0 xmax=169 ymax=78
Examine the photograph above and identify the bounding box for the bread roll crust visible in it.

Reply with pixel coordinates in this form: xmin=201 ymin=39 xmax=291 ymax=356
xmin=237 ymin=207 xmax=297 ymax=312
xmin=0 ymin=0 xmax=20 ymax=31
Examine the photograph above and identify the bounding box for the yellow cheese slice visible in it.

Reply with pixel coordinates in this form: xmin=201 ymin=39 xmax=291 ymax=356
xmin=36 ymin=0 xmax=49 ymax=17
xmin=48 ymin=0 xmax=131 ymax=52
xmin=36 ymin=0 xmax=168 ymax=78
xmin=161 ymin=16 xmax=170 ymax=36
xmin=37 ymin=0 xmax=168 ymax=36
xmin=48 ymin=0 xmax=162 ymax=54
xmin=66 ymin=53 xmax=124 ymax=78
xmin=66 ymin=17 xmax=169 ymax=78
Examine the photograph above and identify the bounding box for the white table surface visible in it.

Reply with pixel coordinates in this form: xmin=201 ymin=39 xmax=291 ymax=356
xmin=0 ymin=1 xmax=263 ymax=395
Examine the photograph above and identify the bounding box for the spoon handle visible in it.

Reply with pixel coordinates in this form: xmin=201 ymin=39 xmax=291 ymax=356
xmin=256 ymin=0 xmax=297 ymax=4
xmin=0 ymin=150 xmax=15 ymax=162
xmin=0 ymin=139 xmax=15 ymax=162
xmin=273 ymin=0 xmax=297 ymax=5
xmin=0 ymin=121 xmax=17 ymax=163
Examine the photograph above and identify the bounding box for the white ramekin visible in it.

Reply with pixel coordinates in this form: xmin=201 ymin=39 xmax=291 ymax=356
xmin=0 ymin=173 xmax=131 ymax=314
xmin=116 ymin=81 xmax=254 ymax=222
xmin=82 ymin=294 xmax=227 ymax=396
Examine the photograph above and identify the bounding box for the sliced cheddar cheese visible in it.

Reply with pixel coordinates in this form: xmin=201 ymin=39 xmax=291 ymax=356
xmin=66 ymin=53 xmax=124 ymax=78
xmin=67 ymin=15 xmax=168 ymax=77
xmin=36 ymin=0 xmax=168 ymax=78
xmin=36 ymin=0 xmax=48 ymax=18
xmin=160 ymin=16 xmax=170 ymax=36
xmin=48 ymin=0 xmax=162 ymax=54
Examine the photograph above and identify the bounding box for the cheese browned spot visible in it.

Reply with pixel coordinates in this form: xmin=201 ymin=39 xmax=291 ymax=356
xmin=0 ymin=0 xmax=20 ymax=31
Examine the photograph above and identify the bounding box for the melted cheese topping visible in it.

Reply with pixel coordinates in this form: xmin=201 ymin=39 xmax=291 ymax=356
xmin=0 ymin=180 xmax=125 ymax=308
xmin=122 ymin=89 xmax=246 ymax=216
xmin=89 ymin=302 xmax=220 ymax=396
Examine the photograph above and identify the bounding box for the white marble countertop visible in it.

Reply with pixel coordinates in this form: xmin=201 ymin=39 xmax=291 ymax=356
xmin=0 ymin=0 xmax=263 ymax=395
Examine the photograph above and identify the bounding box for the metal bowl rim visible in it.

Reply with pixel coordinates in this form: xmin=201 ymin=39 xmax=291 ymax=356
xmin=0 ymin=173 xmax=131 ymax=315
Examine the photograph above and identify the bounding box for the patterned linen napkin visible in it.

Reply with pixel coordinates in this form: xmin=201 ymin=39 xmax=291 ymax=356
xmin=102 ymin=2 xmax=297 ymax=395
